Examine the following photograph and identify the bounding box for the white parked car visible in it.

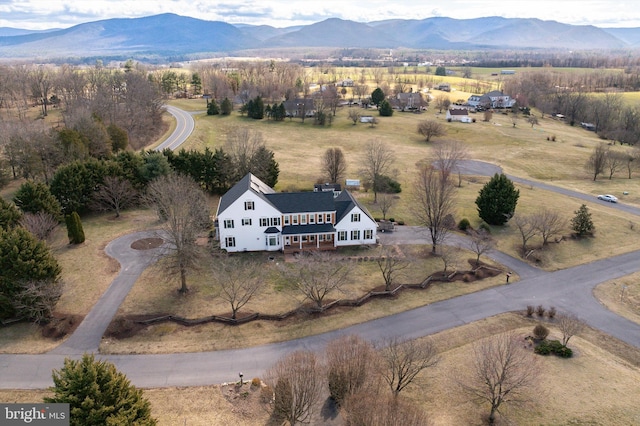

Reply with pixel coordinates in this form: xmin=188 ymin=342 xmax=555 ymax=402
xmin=597 ymin=194 xmax=618 ymax=203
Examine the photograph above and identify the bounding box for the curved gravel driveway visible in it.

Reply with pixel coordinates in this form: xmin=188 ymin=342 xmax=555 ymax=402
xmin=1 ymin=113 xmax=639 ymax=389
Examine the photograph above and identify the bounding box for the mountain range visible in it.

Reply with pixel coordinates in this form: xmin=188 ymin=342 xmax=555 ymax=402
xmin=0 ymin=13 xmax=638 ymax=61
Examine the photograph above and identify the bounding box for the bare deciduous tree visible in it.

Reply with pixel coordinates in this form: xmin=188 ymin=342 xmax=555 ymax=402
xmin=266 ymin=350 xmax=323 ymax=425
xmin=225 ymin=127 xmax=265 ymax=179
xmin=586 ymin=142 xmax=608 ymax=181
xmin=514 ymin=214 xmax=540 ymax=257
xmin=417 ymin=119 xmax=446 ymax=142
xmin=212 ymin=256 xmax=263 ymax=319
xmin=281 ymin=252 xmax=352 ymax=309
xmin=347 ymin=108 xmax=361 ymax=125
xmin=467 ymin=229 xmax=495 ymax=266
xmin=431 ymin=139 xmax=468 ymax=181
xmin=557 ymin=314 xmax=585 ymax=347
xmin=438 ymin=244 xmax=459 ymax=277
xmin=146 ymin=174 xmax=211 ymax=293
xmin=326 ymin=335 xmax=378 ymax=405
xmin=434 ymin=94 xmax=450 ymax=113
xmin=13 ymin=279 xmax=63 ymax=324
xmin=375 ymin=246 xmax=410 ymax=291
xmin=533 ymin=208 xmax=566 ymax=245
xmin=605 ymin=150 xmax=625 ymax=180
xmin=376 ymin=192 xmax=396 ymax=220
xmin=322 ymin=147 xmax=347 ymax=184
xmin=19 ymin=212 xmax=58 ymax=241
xmin=360 ymin=140 xmax=395 ymax=203
xmin=460 ymin=332 xmax=540 ymax=424
xmin=377 ymin=337 xmax=439 ymax=397
xmin=91 ymin=176 xmax=139 ymax=218
xmin=412 ymin=163 xmax=456 ymax=254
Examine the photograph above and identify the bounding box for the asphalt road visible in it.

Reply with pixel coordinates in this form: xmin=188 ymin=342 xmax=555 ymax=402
xmin=153 ymin=105 xmax=196 ymax=151
xmin=1 ymin=110 xmax=639 ymax=390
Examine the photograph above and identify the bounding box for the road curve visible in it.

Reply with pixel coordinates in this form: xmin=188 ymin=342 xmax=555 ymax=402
xmin=153 ymin=105 xmax=196 ymax=151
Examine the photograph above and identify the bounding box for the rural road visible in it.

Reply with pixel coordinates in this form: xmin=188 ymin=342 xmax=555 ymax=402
xmin=1 ymin=108 xmax=639 ymax=390
xmin=153 ymin=105 xmax=197 ymax=151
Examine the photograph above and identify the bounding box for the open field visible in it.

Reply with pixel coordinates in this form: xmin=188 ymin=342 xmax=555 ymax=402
xmin=3 ymin=313 xmax=639 ymax=425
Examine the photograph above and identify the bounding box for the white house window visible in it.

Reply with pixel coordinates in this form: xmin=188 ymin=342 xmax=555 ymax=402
xmin=319 ymin=235 xmax=325 ymax=241
xmin=284 ymin=216 xmax=290 ymax=225
xmin=224 ymin=219 xmax=234 ymax=229
xmin=364 ymin=229 xmax=373 ymax=240
xmin=225 ymin=236 xmax=236 ymax=247
xmin=351 ymin=213 xmax=361 ymax=222
xmin=293 ymin=236 xmax=299 ymax=243
xmin=301 ymin=215 xmax=307 ymax=225
xmin=318 ymin=215 xmax=324 ymax=224
xmin=326 ymin=213 xmax=332 ymax=223
xmin=268 ymin=235 xmax=278 ymax=246
xmin=271 ymin=217 xmax=281 ymax=226
xmin=244 ymin=201 xmax=254 ymax=210
xmin=260 ymin=218 xmax=268 ymax=227
xmin=338 ymin=231 xmax=347 ymax=241
xmin=292 ymin=215 xmax=299 ymax=225
xmin=242 ymin=218 xmax=252 ymax=226
xmin=309 ymin=214 xmax=315 ymax=224
xmin=351 ymin=230 xmax=360 ymax=240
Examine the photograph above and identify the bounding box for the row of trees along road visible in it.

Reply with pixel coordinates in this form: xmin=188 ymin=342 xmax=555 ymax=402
xmin=265 ymin=332 xmax=540 ymax=425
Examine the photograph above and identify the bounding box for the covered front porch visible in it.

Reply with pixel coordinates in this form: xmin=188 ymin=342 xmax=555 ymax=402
xmin=281 ymin=224 xmax=336 ymax=254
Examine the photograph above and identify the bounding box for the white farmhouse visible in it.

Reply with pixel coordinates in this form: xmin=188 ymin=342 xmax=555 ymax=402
xmin=215 ymin=173 xmax=377 ymax=253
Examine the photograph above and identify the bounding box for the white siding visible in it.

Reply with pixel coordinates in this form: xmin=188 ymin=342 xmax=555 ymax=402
xmin=335 ymin=206 xmax=377 ymax=247
xmin=217 ymin=191 xmax=281 ymax=252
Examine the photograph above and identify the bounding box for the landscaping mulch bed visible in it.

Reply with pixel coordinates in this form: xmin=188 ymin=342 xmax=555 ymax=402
xmin=130 ymin=237 xmax=164 ymax=250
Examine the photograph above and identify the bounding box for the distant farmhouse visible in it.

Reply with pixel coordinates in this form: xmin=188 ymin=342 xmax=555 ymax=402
xmin=467 ymin=90 xmax=516 ymax=109
xmin=446 ymin=107 xmax=472 ymax=122
xmin=215 ymin=174 xmax=377 ymax=254
xmin=283 ymin=98 xmax=316 ymax=118
xmin=390 ymin=92 xmax=427 ymax=112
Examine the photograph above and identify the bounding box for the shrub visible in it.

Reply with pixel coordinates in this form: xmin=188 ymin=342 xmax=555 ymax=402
xmin=533 ymin=324 xmax=549 ymax=340
xmin=526 ymin=305 xmax=535 ymax=317
xmin=65 ymin=212 xmax=85 ymax=244
xmin=388 ymin=218 xmax=395 ymax=223
xmin=534 ymin=339 xmax=570 ymax=357
xmin=458 ymin=218 xmax=471 ymax=231
xmin=536 ymin=305 xmax=546 ymax=317
xmin=443 ymin=213 xmax=456 ymax=229
xmin=260 ymin=385 xmax=274 ymax=403
xmin=479 ymin=222 xmax=491 ymax=233
xmin=251 ymin=377 xmax=261 ymax=387
xmin=548 ymin=306 xmax=556 ymax=319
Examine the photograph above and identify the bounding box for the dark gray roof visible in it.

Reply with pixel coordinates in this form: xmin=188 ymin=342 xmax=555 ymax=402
xmin=216 ymin=173 xmax=275 ymax=216
xmin=334 ymin=190 xmax=375 ymax=223
xmin=265 ymin=191 xmax=335 ymax=213
xmin=264 ymin=227 xmax=280 ymax=234
xmin=281 ymin=224 xmax=335 ymax=235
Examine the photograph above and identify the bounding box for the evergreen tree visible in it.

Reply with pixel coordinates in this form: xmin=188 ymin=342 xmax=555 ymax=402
xmin=206 ymin=99 xmax=220 ymax=115
xmin=475 ymin=173 xmax=520 ymax=225
xmin=277 ymin=102 xmax=286 ymax=121
xmin=571 ymin=204 xmax=595 ymax=237
xmin=13 ymin=181 xmax=62 ymax=221
xmin=248 ymin=96 xmax=264 ymax=119
xmin=50 ymin=159 xmax=111 ymax=215
xmin=0 ymin=227 xmax=61 ymax=320
xmin=106 ymin=124 xmax=129 ymax=153
xmin=435 ymin=66 xmax=447 ymax=76
xmin=252 ymin=146 xmax=279 ymax=188
xmin=371 ymin=87 xmax=385 ymax=109
xmin=379 ymin=99 xmax=394 ymax=116
xmin=220 ymin=97 xmax=233 ymax=115
xmin=0 ymin=197 xmax=22 ymax=230
xmin=65 ymin=212 xmax=85 ymax=244
xmin=45 ymin=354 xmax=156 ymax=426
xmin=265 ymin=104 xmax=272 ymax=119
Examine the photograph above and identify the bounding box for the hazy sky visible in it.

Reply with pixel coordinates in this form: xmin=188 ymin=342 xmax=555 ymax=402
xmin=1 ymin=0 xmax=639 ymax=30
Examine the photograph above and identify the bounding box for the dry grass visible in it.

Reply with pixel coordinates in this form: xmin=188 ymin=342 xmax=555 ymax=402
xmin=411 ymin=314 xmax=640 ymax=425
xmin=100 ymin=245 xmax=506 ymax=354
xmin=4 ymin=313 xmax=640 ymax=425
xmin=594 ymin=272 xmax=640 ymax=325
